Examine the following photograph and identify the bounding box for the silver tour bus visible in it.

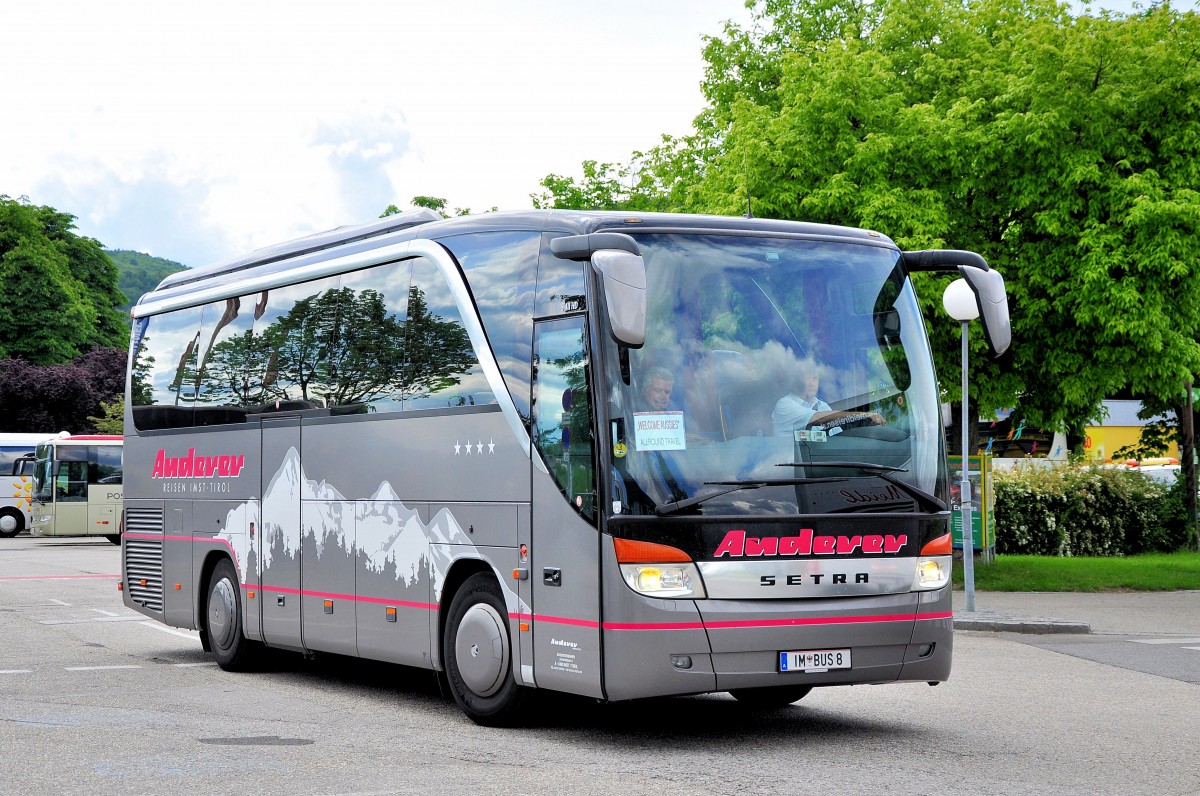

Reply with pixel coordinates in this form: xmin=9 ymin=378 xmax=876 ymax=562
xmin=120 ymin=209 xmax=1010 ymax=725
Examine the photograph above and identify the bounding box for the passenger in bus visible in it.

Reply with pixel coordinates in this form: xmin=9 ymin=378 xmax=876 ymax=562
xmin=772 ymin=368 xmax=884 ymax=437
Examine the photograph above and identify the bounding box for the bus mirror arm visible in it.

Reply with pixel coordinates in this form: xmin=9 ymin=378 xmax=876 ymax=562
xmin=551 ymin=232 xmax=642 ymax=260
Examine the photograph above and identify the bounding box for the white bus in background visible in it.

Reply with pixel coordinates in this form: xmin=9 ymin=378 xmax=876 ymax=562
xmin=30 ymin=435 xmax=123 ymax=545
xmin=0 ymin=432 xmax=68 ymax=539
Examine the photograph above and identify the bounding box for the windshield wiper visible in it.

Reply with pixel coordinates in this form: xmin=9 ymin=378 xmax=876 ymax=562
xmin=654 ymin=477 xmax=852 ymax=516
xmin=775 ymin=461 xmax=947 ymax=512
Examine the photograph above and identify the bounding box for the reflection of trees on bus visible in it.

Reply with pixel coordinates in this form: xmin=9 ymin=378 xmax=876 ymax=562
xmin=188 ymin=285 xmax=474 ymax=410
xmin=129 ymin=335 xmax=155 ymax=406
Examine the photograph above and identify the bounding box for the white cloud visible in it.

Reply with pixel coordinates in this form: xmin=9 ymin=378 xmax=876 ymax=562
xmin=2 ymin=0 xmax=1186 ymax=266
xmin=1 ymin=0 xmax=751 ymax=265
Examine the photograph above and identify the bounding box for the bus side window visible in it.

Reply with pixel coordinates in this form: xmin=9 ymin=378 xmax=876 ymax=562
xmin=536 ymin=233 xmax=587 ymax=316
xmin=249 ymin=276 xmax=341 ymax=415
xmin=57 ymin=460 xmax=88 ymax=501
xmin=130 ymin=304 xmax=206 ymax=431
xmin=403 ymin=259 xmax=491 ymax=411
xmin=532 ymin=317 xmax=595 ymax=522
xmin=438 ymin=231 xmax=538 ymax=420
xmin=194 ymin=296 xmax=257 ymax=424
xmin=93 ymin=445 xmax=123 ymax=485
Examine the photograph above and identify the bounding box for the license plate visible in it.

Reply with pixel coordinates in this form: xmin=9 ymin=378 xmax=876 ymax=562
xmin=779 ymin=648 xmax=851 ymax=672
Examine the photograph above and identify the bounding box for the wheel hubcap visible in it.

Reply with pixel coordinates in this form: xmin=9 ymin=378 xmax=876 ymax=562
xmin=454 ymin=603 xmax=508 ymax=697
xmin=0 ymin=514 xmax=16 ymax=533
xmin=208 ymin=578 xmax=237 ymax=650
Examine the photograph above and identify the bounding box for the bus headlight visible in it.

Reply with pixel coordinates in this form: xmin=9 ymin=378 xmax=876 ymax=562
xmin=914 ymin=556 xmax=952 ymax=590
xmin=619 ymin=563 xmax=706 ymax=599
xmin=913 ymin=533 xmax=953 ymax=591
xmin=613 ymin=537 xmax=707 ymax=599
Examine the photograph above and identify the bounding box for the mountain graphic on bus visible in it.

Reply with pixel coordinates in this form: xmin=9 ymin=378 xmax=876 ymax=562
xmin=218 ymin=447 xmax=520 ymax=608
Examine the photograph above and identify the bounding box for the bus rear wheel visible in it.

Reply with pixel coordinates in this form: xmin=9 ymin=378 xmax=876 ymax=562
xmin=0 ymin=508 xmax=24 ymax=538
xmin=728 ymin=685 xmax=813 ymax=708
xmin=205 ymin=559 xmax=258 ymax=671
xmin=443 ymin=572 xmax=527 ymax=726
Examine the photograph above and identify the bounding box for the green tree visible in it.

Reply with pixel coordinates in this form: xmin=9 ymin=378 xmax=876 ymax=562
xmin=0 ymin=196 xmax=129 ymax=361
xmin=538 ymin=0 xmax=1200 ymax=453
xmin=382 ymin=197 xmax=484 ymax=218
xmin=88 ymin=395 xmax=125 ymax=434
xmin=0 ymin=236 xmax=97 ymax=364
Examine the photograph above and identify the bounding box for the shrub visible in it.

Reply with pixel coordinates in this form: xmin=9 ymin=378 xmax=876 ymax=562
xmin=992 ymin=464 xmax=1187 ymax=556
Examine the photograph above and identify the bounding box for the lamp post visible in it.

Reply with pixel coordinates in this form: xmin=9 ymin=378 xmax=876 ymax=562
xmin=943 ymin=278 xmax=979 ymax=612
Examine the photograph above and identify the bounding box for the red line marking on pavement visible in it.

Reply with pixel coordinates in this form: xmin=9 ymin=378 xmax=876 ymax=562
xmin=0 ymin=574 xmax=119 ymax=581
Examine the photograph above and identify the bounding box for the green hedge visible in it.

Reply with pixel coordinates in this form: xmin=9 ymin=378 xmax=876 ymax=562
xmin=991 ymin=465 xmax=1191 ymax=556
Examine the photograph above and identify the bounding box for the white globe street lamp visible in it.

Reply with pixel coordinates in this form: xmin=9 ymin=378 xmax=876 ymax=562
xmin=943 ymin=278 xmax=979 ymax=612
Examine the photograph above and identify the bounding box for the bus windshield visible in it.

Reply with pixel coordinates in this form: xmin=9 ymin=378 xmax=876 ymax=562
xmin=604 ymin=233 xmax=945 ymax=517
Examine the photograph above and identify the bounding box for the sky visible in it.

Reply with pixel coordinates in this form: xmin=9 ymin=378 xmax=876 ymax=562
xmin=2 ymin=0 xmax=753 ymax=267
xmin=2 ymin=0 xmax=1189 ymax=269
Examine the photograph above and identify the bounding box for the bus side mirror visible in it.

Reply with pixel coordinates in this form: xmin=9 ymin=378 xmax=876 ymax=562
xmin=900 ymin=249 xmax=1012 ymax=358
xmin=591 ymin=250 xmax=647 ymax=348
xmin=958 ymin=265 xmax=1011 ymax=357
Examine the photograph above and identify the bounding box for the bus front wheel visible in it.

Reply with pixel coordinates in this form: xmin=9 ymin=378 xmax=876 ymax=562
xmin=443 ymin=573 xmax=527 ymax=726
xmin=728 ymin=685 xmax=813 ymax=708
xmin=0 ymin=508 xmax=24 ymax=538
xmin=205 ymin=559 xmax=258 ymax=671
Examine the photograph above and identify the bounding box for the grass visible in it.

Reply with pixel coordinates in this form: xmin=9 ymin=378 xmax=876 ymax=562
xmin=951 ymin=551 xmax=1200 ymax=592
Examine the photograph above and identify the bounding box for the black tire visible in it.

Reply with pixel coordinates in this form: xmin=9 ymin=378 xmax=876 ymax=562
xmin=0 ymin=507 xmax=24 ymax=538
xmin=105 ymin=534 xmax=121 ymax=546
xmin=205 ymin=559 xmax=259 ymax=671
xmin=728 ymin=685 xmax=813 ymax=708
xmin=443 ymin=572 xmax=527 ymax=726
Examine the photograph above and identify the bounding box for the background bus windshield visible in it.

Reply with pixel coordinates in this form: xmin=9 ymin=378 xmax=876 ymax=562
xmin=604 ymin=233 xmax=944 ymax=517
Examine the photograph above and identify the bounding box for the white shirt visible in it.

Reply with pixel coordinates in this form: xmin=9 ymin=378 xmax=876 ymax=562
xmin=772 ymin=393 xmax=832 ymax=437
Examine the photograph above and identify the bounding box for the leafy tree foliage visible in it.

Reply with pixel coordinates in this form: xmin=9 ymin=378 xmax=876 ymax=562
xmin=0 ymin=236 xmax=97 ymax=364
xmin=536 ymin=0 xmax=1200 ymax=453
xmin=88 ymin=396 xmax=125 ymax=435
xmin=0 ymin=196 xmax=128 ymax=362
xmin=0 ymin=347 xmax=126 ymax=433
xmin=382 ymin=196 xmax=488 ymax=218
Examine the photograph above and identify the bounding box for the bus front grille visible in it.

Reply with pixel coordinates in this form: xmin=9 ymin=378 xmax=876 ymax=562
xmin=124 ymin=508 xmax=164 ymax=613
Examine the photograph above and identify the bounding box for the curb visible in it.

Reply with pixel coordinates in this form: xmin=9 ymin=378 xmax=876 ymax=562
xmin=953 ymin=615 xmax=1091 ymax=634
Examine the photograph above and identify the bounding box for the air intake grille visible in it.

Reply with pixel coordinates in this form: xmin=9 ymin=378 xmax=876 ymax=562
xmin=124 ymin=508 xmax=164 ymax=613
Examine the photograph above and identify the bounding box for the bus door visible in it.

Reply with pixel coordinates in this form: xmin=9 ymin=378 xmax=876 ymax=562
xmin=260 ymin=417 xmax=302 ymax=648
xmin=53 ymin=451 xmax=90 ymax=534
xmin=529 ymin=317 xmax=603 ymax=698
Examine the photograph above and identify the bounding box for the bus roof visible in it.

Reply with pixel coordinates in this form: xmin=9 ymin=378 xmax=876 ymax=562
xmin=138 ymin=209 xmax=898 ymax=314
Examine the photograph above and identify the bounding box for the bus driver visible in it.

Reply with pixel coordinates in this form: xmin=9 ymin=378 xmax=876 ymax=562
xmin=772 ymin=368 xmax=884 ymax=437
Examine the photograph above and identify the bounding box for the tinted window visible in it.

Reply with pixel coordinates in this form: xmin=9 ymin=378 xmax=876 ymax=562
xmin=331 ymin=261 xmax=412 ymax=413
xmin=92 ymin=445 xmax=122 ymax=485
xmin=440 ymin=231 xmax=537 ymax=421
xmin=535 ymin=232 xmax=587 ymax=317
xmin=403 ymin=259 xmax=489 ymax=411
xmin=194 ymin=296 xmax=259 ymax=425
xmin=130 ymin=305 xmax=205 ymax=430
xmin=532 ymin=317 xmax=595 ymax=521
xmin=252 ymin=277 xmax=340 ymax=413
